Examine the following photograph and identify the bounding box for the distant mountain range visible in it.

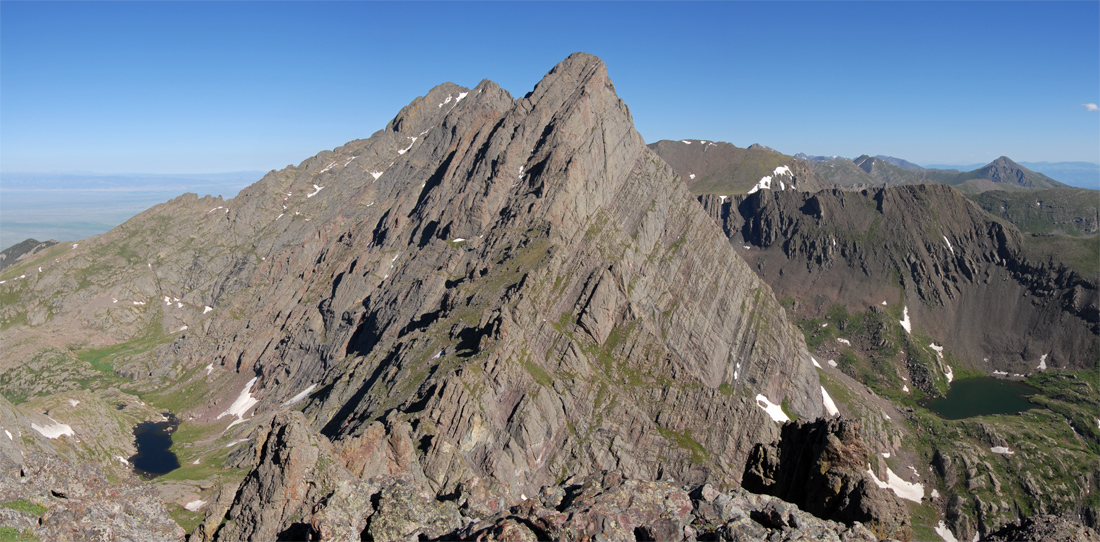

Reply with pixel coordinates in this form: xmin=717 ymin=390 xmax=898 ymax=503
xmin=796 ymin=154 xmax=1067 ymax=194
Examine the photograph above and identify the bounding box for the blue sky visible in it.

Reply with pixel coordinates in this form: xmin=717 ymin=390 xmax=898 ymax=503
xmin=2 ymin=1 xmax=1098 ymax=174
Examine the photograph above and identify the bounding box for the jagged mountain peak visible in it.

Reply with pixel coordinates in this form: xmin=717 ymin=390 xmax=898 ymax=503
xmin=0 ymin=53 xmax=823 ymax=528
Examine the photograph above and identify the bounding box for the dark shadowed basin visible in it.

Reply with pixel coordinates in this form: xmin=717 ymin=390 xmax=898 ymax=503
xmin=922 ymin=377 xmax=1039 ymax=420
xmin=129 ymin=414 xmax=180 ymax=478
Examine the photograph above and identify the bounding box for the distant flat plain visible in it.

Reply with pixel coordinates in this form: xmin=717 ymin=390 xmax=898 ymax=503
xmin=0 ymin=172 xmax=262 ymax=250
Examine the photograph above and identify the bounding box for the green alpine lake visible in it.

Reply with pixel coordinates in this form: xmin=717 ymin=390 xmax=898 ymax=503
xmin=922 ymin=376 xmax=1039 ymax=420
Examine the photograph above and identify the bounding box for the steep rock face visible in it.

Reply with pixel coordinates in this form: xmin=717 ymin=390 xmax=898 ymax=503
xmin=742 ymin=418 xmax=912 ymax=541
xmin=0 ymin=53 xmax=826 ymax=537
xmin=697 ymin=185 xmax=1098 ymax=374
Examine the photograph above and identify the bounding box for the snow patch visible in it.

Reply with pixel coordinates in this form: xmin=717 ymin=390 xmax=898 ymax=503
xmin=992 ymin=370 xmax=1008 ymax=376
xmin=203 ymin=306 xmax=212 ymax=314
xmin=68 ymin=399 xmax=80 ymax=407
xmin=990 ymin=446 xmax=1015 ymax=455
xmin=32 ymin=419 xmax=74 ymax=439
xmin=205 ymin=364 xmax=213 ymax=376
xmin=281 ymin=384 xmax=317 ymax=407
xmin=903 ymin=384 xmax=910 ymax=393
xmin=882 ymin=452 xmax=891 ymax=458
xmin=935 ymin=520 xmax=959 ymax=542
xmin=811 ymin=357 xmax=822 ymax=369
xmin=72 ymin=243 xmax=78 ymax=249
xmin=944 ymin=365 xmax=953 ymax=384
xmin=185 ymin=500 xmax=207 ymax=512
xmin=217 ymin=377 xmax=260 ymax=428
xmin=827 ymin=359 xmax=837 ymax=368
xmin=929 ymin=343 xmax=944 ymax=359
xmin=718 ymin=195 xmax=727 ymax=202
xmin=755 ymin=394 xmax=790 ymax=423
xmin=943 ymin=235 xmax=954 ymax=255
xmin=837 ymin=338 xmax=851 ymax=346
xmin=452 ymin=238 xmax=466 ymax=243
xmin=681 ymin=140 xmax=692 ymax=144
xmin=116 ymin=456 xmax=130 ymax=466
xmin=4 ymin=430 xmax=11 ymax=441
xmin=821 ymin=386 xmax=839 ymax=417
xmin=931 ymin=488 xmax=940 ymax=499
xmin=688 ymin=174 xmax=695 ymax=180
xmin=224 ymin=439 xmax=248 ymax=448
xmin=1037 ymin=354 xmax=1047 ymax=371
xmin=747 ymin=175 xmax=772 ymax=195
xmin=371 ymin=171 xmax=384 ymax=180
xmin=881 ymin=300 xmax=887 ymax=305
xmin=773 ymin=165 xmax=793 ymax=177
xmin=866 ymin=464 xmax=923 ymax=502
xmin=176 ymin=326 xmax=188 ymax=332
xmin=456 ymin=91 xmax=468 ymax=102
xmin=899 ymin=306 xmax=911 ymax=334
xmin=307 ymin=184 xmax=325 ymax=198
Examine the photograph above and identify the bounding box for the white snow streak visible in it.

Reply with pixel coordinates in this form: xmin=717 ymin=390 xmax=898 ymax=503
xmin=944 ymin=365 xmax=954 ymax=384
xmin=821 ymin=386 xmax=839 ymax=417
xmin=943 ymin=235 xmax=954 ymax=255
xmin=32 ymin=419 xmax=74 ymax=439
xmin=811 ymin=357 xmax=822 ymax=369
xmin=899 ymin=306 xmax=912 ymax=334
xmin=866 ymin=464 xmax=923 ymax=502
xmin=133 ymin=301 xmax=145 ymax=306
xmin=4 ymin=430 xmax=12 ymax=441
xmin=371 ymin=171 xmax=384 ymax=180
xmin=681 ymin=140 xmax=692 ymax=144
xmin=217 ymin=377 xmax=260 ymax=428
xmin=747 ymin=176 xmax=772 ymax=195
xmin=773 ymin=165 xmax=793 ymax=177
xmin=755 ymin=394 xmax=790 ymax=423
xmin=452 ymin=238 xmax=466 ymax=243
xmin=205 ymin=364 xmax=213 ymax=376
xmin=929 ymin=343 xmax=944 ymax=359
xmin=176 ymin=325 xmax=188 ymax=332
xmin=307 ymin=184 xmax=325 ymax=198
xmin=990 ymin=446 xmax=1015 ymax=455
xmin=185 ymin=500 xmax=207 ymax=512
xmin=935 ymin=521 xmax=960 ymax=542
xmin=281 ymin=384 xmax=317 ymax=407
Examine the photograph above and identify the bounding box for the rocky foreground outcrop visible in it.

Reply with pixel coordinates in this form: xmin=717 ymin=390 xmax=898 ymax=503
xmin=743 ymin=418 xmax=911 ymax=541
xmin=0 ymin=451 xmax=184 ymax=541
xmin=202 ymin=413 xmax=890 ymax=542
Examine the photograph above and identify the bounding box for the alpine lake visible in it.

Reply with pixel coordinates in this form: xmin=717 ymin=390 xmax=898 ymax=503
xmin=130 ymin=414 xmax=181 ymax=478
xmin=921 ymin=376 xmax=1039 ymax=420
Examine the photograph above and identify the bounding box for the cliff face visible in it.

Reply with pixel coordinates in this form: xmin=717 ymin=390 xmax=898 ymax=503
xmin=0 ymin=53 xmax=828 ymax=539
xmin=697 ymin=185 xmax=1098 ymax=374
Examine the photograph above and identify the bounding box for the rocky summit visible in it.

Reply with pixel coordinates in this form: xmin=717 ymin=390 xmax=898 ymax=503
xmin=0 ymin=53 xmax=1097 ymax=542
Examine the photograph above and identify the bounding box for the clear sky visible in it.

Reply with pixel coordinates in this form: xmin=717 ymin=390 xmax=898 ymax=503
xmin=2 ymin=1 xmax=1098 ymax=174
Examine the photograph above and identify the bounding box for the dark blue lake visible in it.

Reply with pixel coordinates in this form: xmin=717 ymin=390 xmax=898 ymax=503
xmin=129 ymin=415 xmax=180 ymax=478
xmin=922 ymin=377 xmax=1039 ymax=420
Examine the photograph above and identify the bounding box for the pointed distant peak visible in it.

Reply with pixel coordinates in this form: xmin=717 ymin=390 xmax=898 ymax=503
xmin=386 ymin=82 xmax=471 ymax=134
xmin=990 ymin=155 xmax=1019 ymax=167
xmin=747 ymin=143 xmax=779 ymax=154
xmin=527 ymin=52 xmax=612 ymax=104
